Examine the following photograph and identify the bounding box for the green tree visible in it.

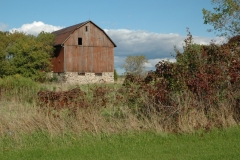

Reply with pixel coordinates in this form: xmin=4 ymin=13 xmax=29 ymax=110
xmin=114 ymin=69 xmax=118 ymax=81
xmin=0 ymin=31 xmax=11 ymax=76
xmin=202 ymin=0 xmax=240 ymax=37
xmin=0 ymin=31 xmax=55 ymax=81
xmin=122 ymin=55 xmax=148 ymax=76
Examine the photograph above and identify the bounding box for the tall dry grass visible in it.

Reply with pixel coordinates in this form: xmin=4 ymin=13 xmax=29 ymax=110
xmin=0 ymin=80 xmax=239 ymax=138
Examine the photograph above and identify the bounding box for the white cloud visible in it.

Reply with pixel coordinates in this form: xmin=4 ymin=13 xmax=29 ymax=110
xmin=145 ymin=58 xmax=176 ymax=69
xmin=105 ymin=29 xmax=184 ymax=59
xmin=191 ymin=36 xmax=226 ymax=45
xmin=0 ymin=22 xmax=7 ymax=31
xmin=106 ymin=29 xmax=221 ymax=73
xmin=105 ymin=29 xmax=223 ymax=59
xmin=9 ymin=21 xmax=63 ymax=35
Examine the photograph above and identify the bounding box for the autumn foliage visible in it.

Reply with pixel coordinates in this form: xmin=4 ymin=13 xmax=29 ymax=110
xmin=122 ymin=31 xmax=240 ymax=131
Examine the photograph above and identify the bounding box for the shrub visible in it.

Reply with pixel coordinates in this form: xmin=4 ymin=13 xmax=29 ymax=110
xmin=120 ymin=31 xmax=240 ymax=130
xmin=0 ymin=75 xmax=39 ymax=102
xmin=114 ymin=69 xmax=118 ymax=81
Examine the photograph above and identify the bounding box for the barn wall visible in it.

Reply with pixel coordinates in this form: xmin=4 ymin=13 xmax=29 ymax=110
xmin=64 ymin=22 xmax=114 ymax=73
xmin=51 ymin=46 xmax=64 ymax=72
xmin=64 ymin=46 xmax=114 ymax=73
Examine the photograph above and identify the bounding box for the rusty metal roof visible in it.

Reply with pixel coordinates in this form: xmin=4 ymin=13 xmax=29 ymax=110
xmin=52 ymin=20 xmax=117 ymax=47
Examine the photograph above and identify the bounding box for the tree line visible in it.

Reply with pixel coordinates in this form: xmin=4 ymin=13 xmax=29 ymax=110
xmin=0 ymin=31 xmax=55 ymax=81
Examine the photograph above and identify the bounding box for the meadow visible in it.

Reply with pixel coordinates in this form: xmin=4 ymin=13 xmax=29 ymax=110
xmin=0 ymin=74 xmax=240 ymax=159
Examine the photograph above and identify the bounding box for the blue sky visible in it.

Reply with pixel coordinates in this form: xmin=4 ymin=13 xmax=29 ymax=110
xmin=0 ymin=0 xmax=222 ymax=74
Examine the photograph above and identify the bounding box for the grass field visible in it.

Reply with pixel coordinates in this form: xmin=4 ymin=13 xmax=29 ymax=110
xmin=1 ymin=127 xmax=240 ymax=160
xmin=1 ymin=76 xmax=240 ymax=159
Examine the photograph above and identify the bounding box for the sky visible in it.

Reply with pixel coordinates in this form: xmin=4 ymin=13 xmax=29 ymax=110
xmin=0 ymin=0 xmax=224 ymax=74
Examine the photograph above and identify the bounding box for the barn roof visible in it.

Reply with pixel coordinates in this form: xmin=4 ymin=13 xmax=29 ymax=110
xmin=52 ymin=20 xmax=117 ymax=47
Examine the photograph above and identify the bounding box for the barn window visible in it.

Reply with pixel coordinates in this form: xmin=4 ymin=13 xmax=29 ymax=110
xmin=78 ymin=38 xmax=82 ymax=45
xmin=95 ymin=73 xmax=102 ymax=76
xmin=78 ymin=72 xmax=85 ymax=76
xmin=86 ymin=26 xmax=88 ymax=32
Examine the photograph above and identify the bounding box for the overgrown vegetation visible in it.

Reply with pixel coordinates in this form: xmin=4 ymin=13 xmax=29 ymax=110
xmin=0 ymin=32 xmax=239 ymax=137
xmin=123 ymin=31 xmax=240 ymax=131
xmin=0 ymin=75 xmax=39 ymax=102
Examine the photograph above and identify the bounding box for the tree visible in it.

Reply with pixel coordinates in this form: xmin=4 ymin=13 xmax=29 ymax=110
xmin=114 ymin=69 xmax=118 ymax=81
xmin=0 ymin=31 xmax=11 ymax=76
xmin=202 ymin=0 xmax=240 ymax=37
xmin=0 ymin=31 xmax=55 ymax=81
xmin=122 ymin=55 xmax=148 ymax=76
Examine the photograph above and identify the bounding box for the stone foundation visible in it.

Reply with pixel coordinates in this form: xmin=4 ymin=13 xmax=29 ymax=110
xmin=52 ymin=72 xmax=114 ymax=84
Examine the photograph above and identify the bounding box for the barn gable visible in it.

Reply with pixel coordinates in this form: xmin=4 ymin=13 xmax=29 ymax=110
xmin=52 ymin=21 xmax=116 ymax=47
xmin=51 ymin=21 xmax=116 ymax=84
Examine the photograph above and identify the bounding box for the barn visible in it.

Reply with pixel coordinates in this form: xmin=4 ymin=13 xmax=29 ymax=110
xmin=51 ymin=20 xmax=117 ymax=84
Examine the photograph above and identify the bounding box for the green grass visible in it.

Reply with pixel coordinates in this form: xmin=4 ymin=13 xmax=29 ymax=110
xmin=1 ymin=127 xmax=240 ymax=160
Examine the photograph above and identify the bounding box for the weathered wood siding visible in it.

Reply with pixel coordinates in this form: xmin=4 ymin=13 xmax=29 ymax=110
xmin=51 ymin=46 xmax=64 ymax=72
xmin=64 ymin=22 xmax=114 ymax=73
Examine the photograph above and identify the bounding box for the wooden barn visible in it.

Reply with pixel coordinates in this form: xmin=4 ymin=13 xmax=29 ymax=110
xmin=51 ymin=20 xmax=117 ymax=84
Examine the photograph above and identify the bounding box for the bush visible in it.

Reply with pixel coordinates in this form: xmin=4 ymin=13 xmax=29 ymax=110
xmin=153 ymin=31 xmax=240 ymax=106
xmin=0 ymin=75 xmax=39 ymax=102
xmin=120 ymin=32 xmax=240 ymax=131
xmin=114 ymin=69 xmax=118 ymax=81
